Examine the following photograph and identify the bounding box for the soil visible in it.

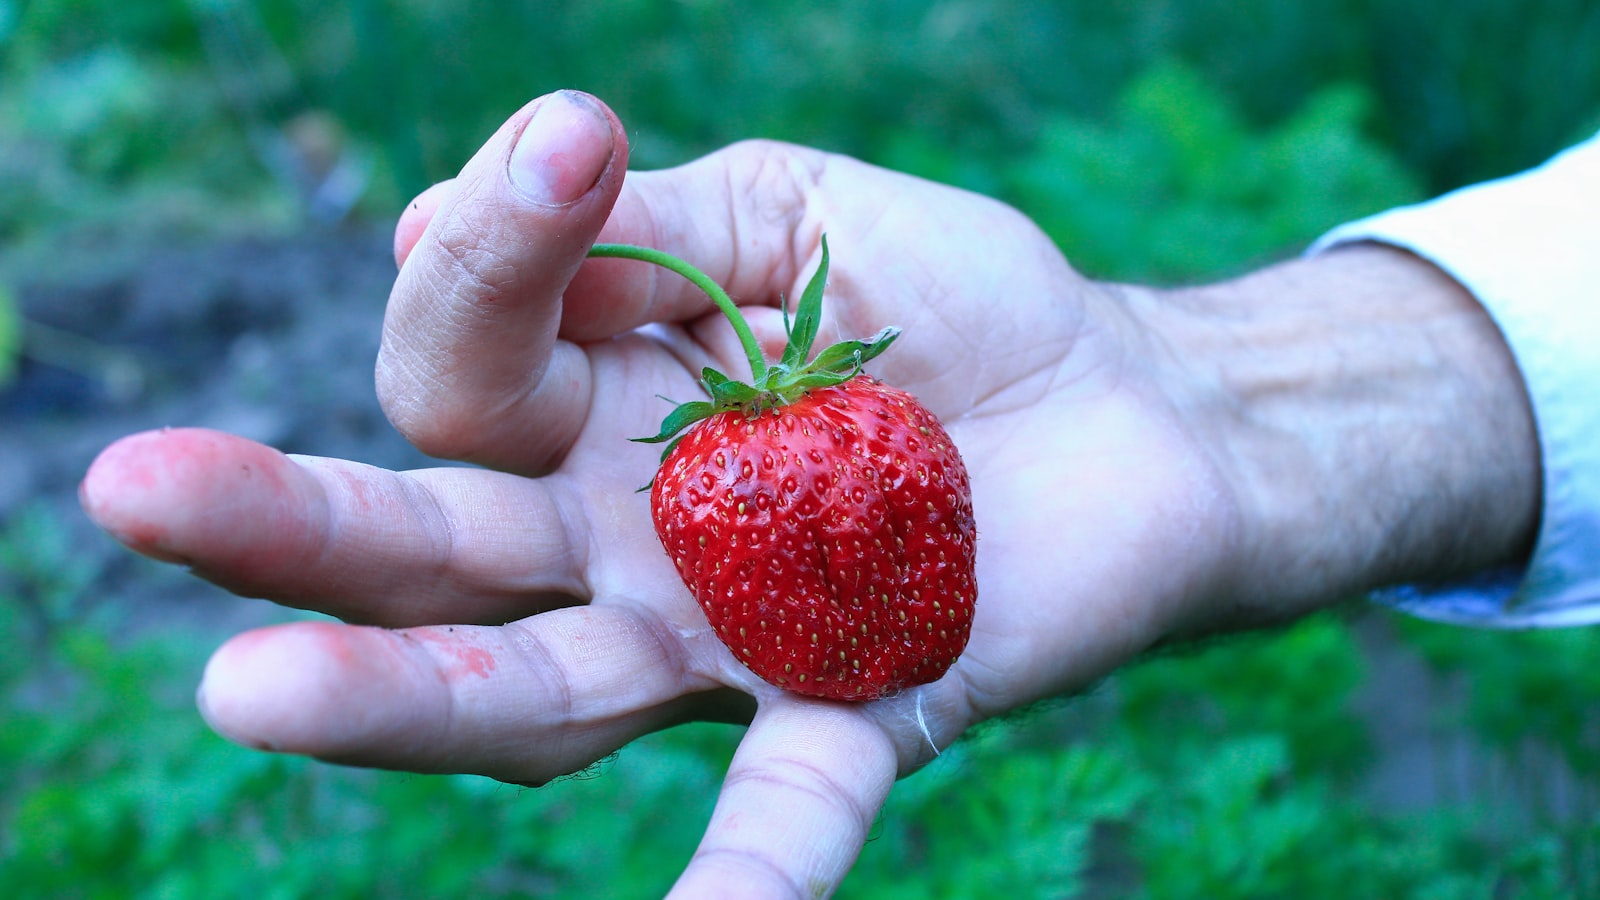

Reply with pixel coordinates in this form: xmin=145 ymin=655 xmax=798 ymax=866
xmin=1 ymin=226 xmax=436 ymax=634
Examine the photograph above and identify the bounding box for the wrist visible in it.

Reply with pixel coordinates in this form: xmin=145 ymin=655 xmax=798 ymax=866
xmin=1141 ymin=244 xmax=1541 ymax=630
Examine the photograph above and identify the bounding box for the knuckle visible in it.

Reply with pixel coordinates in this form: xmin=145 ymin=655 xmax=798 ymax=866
xmin=687 ymin=847 xmax=811 ymax=900
xmin=722 ymin=139 xmax=827 ymax=228
xmin=425 ymin=210 xmax=522 ymax=307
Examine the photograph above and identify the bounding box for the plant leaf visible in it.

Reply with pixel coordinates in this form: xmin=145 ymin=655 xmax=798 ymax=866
xmin=632 ymin=400 xmax=717 ymax=444
xmin=780 ymin=235 xmax=829 ymax=369
xmin=705 ymin=376 xmax=762 ymax=408
xmin=806 ymin=326 xmax=900 ymax=376
xmin=700 ymin=366 xmax=764 ymax=408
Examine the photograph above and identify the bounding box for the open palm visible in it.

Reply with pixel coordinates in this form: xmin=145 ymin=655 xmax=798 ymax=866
xmin=83 ymin=92 xmax=1241 ymax=898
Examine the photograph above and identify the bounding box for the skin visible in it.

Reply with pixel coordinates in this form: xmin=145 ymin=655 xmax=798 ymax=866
xmin=80 ymin=90 xmax=1540 ymax=898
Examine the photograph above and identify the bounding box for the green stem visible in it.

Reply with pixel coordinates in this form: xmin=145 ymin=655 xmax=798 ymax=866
xmin=587 ymin=243 xmax=768 ymax=383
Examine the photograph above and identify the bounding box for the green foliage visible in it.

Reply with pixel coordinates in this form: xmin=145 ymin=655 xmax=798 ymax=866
xmin=848 ymin=733 xmax=1148 ymax=899
xmin=1397 ymin=617 xmax=1600 ymax=781
xmin=0 ymin=502 xmax=104 ymax=640
xmin=1114 ymin=613 xmax=1371 ymax=777
xmin=0 ymin=39 xmax=294 ymax=244
xmin=0 ymin=282 xmax=19 ymax=387
xmin=844 ymin=614 xmax=1600 ymax=897
xmin=4 ymin=0 xmax=1596 ymax=246
xmin=997 ymin=62 xmax=1421 ymax=282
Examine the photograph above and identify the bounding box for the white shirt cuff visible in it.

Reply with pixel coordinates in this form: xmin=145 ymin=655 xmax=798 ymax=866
xmin=1309 ymin=133 xmax=1600 ymax=628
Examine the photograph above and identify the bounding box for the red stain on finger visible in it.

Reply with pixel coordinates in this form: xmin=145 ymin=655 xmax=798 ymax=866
xmin=411 ymin=628 xmax=498 ymax=681
xmin=452 ymin=646 xmax=497 ymax=679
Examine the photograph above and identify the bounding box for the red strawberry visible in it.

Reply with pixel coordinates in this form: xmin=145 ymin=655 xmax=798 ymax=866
xmin=588 ymin=237 xmax=976 ymax=701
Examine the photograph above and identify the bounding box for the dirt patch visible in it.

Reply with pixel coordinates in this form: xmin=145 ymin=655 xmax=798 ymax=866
xmin=1 ymin=227 xmax=436 ymax=633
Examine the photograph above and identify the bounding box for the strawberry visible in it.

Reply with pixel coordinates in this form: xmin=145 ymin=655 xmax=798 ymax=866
xmin=588 ymin=238 xmax=976 ymax=701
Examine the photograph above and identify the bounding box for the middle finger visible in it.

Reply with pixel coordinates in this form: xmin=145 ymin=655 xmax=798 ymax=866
xmin=197 ymin=607 xmax=752 ymax=784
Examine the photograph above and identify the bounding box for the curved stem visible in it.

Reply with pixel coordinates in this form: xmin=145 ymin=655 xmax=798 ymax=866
xmin=587 ymin=243 xmax=768 ymax=383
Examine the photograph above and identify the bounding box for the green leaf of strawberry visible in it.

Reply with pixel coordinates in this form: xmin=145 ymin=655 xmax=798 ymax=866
xmin=779 ymin=237 xmax=828 ymax=371
xmin=586 ymin=237 xmax=977 ymax=702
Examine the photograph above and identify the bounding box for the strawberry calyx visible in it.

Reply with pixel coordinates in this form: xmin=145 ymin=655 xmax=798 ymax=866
xmin=587 ymin=236 xmax=899 ymax=458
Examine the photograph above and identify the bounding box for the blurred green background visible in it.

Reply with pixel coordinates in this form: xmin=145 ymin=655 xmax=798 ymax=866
xmin=4 ymin=0 xmax=1600 ymax=897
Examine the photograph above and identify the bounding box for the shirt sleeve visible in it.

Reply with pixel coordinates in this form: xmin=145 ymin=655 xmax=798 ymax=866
xmin=1309 ymin=132 xmax=1600 ymax=628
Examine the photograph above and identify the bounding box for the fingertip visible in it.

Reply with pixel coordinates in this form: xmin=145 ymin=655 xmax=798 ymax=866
xmin=197 ymin=627 xmax=287 ymax=751
xmin=81 ymin=430 xmax=158 ymax=553
xmin=81 ymin=428 xmax=244 ymax=564
xmin=507 ymin=90 xmax=620 ymax=207
xmin=80 ymin=428 xmax=330 ymax=587
xmin=556 ymin=141 xmax=828 ymax=342
xmin=394 ymin=180 xmax=454 ymax=270
xmin=392 ymin=89 xmax=629 ymax=298
xmin=198 ymin=620 xmax=411 ymax=756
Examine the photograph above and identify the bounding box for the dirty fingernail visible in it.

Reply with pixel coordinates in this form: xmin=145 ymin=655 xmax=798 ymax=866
xmin=508 ymin=91 xmax=614 ymax=206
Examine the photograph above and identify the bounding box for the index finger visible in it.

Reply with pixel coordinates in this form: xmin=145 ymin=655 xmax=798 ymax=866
xmin=80 ymin=427 xmax=591 ymax=627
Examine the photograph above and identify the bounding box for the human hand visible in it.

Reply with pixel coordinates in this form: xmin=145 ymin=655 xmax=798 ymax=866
xmin=80 ymin=90 xmax=1539 ymax=897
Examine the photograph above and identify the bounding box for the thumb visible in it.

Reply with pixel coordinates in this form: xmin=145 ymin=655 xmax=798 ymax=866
xmin=378 ymin=90 xmax=628 ymax=471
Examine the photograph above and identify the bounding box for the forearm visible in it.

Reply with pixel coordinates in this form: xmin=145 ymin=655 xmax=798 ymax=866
xmin=1144 ymin=244 xmax=1541 ymax=631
